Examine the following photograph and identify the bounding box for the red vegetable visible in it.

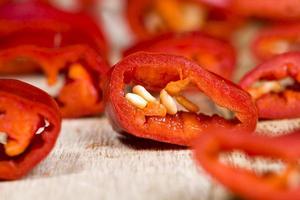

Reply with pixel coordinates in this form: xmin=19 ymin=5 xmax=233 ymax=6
xmin=0 ymin=0 xmax=107 ymax=73
xmin=239 ymin=52 xmax=300 ymax=119
xmin=194 ymin=127 xmax=300 ymax=200
xmin=124 ymin=31 xmax=236 ymax=80
xmin=125 ymin=0 xmax=242 ymax=40
xmin=106 ymin=52 xmax=257 ymax=146
xmin=252 ymin=23 xmax=300 ymax=62
xmin=200 ymin=0 xmax=300 ymax=20
xmin=0 ymin=2 xmax=110 ymax=118
xmin=0 ymin=79 xmax=61 ymax=180
xmin=39 ymin=0 xmax=97 ymax=12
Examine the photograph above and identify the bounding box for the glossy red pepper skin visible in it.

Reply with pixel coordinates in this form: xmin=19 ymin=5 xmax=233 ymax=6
xmin=0 ymin=2 xmax=110 ymax=118
xmin=106 ymin=52 xmax=257 ymax=146
xmin=125 ymin=0 xmax=242 ymax=40
xmin=124 ymin=32 xmax=236 ymax=80
xmin=0 ymin=79 xmax=61 ymax=180
xmin=239 ymin=52 xmax=300 ymax=119
xmin=200 ymin=0 xmax=300 ymax=20
xmin=194 ymin=128 xmax=300 ymax=200
xmin=252 ymin=23 xmax=300 ymax=62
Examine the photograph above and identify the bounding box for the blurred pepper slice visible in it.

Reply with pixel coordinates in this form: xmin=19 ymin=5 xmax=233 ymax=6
xmin=124 ymin=31 xmax=236 ymax=80
xmin=252 ymin=23 xmax=300 ymax=62
xmin=240 ymin=52 xmax=300 ymax=119
xmin=194 ymin=127 xmax=300 ymax=200
xmin=200 ymin=0 xmax=300 ymax=20
xmin=0 ymin=1 xmax=110 ymax=118
xmin=0 ymin=45 xmax=109 ymax=118
xmin=125 ymin=0 xmax=243 ymax=40
xmin=0 ymin=1 xmax=107 ymax=74
xmin=0 ymin=79 xmax=61 ymax=180
xmin=106 ymin=52 xmax=257 ymax=146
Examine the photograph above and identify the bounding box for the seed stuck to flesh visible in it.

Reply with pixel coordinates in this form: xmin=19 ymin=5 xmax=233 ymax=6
xmin=125 ymin=93 xmax=148 ymax=109
xmin=132 ymin=85 xmax=157 ymax=103
xmin=35 ymin=119 xmax=50 ymax=135
xmin=0 ymin=131 xmax=7 ymax=145
xmin=160 ymin=89 xmax=178 ymax=115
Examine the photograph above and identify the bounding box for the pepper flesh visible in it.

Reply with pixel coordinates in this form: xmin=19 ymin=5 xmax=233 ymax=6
xmin=194 ymin=127 xmax=300 ymax=200
xmin=124 ymin=32 xmax=236 ymax=80
xmin=252 ymin=23 xmax=300 ymax=62
xmin=106 ymin=52 xmax=257 ymax=146
xmin=0 ymin=79 xmax=61 ymax=180
xmin=239 ymin=52 xmax=300 ymax=119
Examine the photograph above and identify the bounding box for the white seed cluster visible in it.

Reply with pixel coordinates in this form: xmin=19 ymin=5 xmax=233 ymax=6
xmin=125 ymin=85 xmax=200 ymax=115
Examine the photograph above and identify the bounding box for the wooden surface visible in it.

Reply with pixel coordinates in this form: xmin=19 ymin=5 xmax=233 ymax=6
xmin=1 ymin=1 xmax=300 ymax=200
xmin=1 ymin=117 xmax=300 ymax=200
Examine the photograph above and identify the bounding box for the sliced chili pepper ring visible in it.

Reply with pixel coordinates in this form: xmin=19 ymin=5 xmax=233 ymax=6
xmin=0 ymin=45 xmax=109 ymax=118
xmin=0 ymin=79 xmax=61 ymax=180
xmin=194 ymin=128 xmax=300 ymax=200
xmin=0 ymin=1 xmax=108 ymax=74
xmin=252 ymin=23 xmax=300 ymax=62
xmin=240 ymin=52 xmax=300 ymax=119
xmin=124 ymin=32 xmax=236 ymax=80
xmin=106 ymin=52 xmax=257 ymax=146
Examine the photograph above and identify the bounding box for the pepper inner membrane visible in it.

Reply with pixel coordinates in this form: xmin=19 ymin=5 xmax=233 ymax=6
xmin=0 ymin=97 xmax=50 ymax=157
xmin=144 ymin=0 xmax=206 ymax=34
xmin=219 ymin=150 xmax=300 ymax=189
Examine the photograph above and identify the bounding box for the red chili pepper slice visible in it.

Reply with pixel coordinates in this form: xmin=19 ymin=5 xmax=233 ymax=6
xmin=252 ymin=23 xmax=300 ymax=62
xmin=194 ymin=127 xmax=300 ymax=200
xmin=0 ymin=1 xmax=107 ymax=74
xmin=106 ymin=52 xmax=257 ymax=146
xmin=0 ymin=45 xmax=109 ymax=118
xmin=125 ymin=0 xmax=242 ymax=40
xmin=0 ymin=79 xmax=61 ymax=180
xmin=0 ymin=2 xmax=110 ymax=118
xmin=239 ymin=52 xmax=300 ymax=119
xmin=124 ymin=31 xmax=236 ymax=80
xmin=200 ymin=0 xmax=300 ymax=20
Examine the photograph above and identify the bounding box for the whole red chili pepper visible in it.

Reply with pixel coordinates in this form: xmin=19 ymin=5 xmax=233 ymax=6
xmin=0 ymin=2 xmax=110 ymax=118
xmin=200 ymin=0 xmax=300 ymax=20
xmin=252 ymin=23 xmax=300 ymax=62
xmin=239 ymin=52 xmax=300 ymax=119
xmin=125 ymin=0 xmax=242 ymax=40
xmin=194 ymin=127 xmax=300 ymax=200
xmin=0 ymin=79 xmax=61 ymax=180
xmin=106 ymin=52 xmax=257 ymax=146
xmin=124 ymin=31 xmax=236 ymax=80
